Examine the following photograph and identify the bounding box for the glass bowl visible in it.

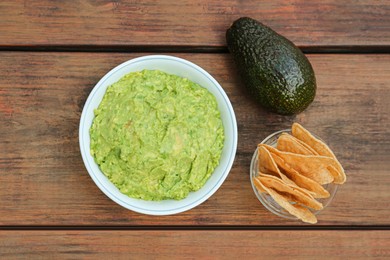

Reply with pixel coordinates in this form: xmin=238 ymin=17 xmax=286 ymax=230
xmin=250 ymin=129 xmax=338 ymax=220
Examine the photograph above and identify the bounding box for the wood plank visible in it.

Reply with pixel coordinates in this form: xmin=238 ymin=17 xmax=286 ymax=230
xmin=0 ymin=0 xmax=389 ymax=47
xmin=0 ymin=230 xmax=389 ymax=259
xmin=0 ymin=52 xmax=389 ymax=226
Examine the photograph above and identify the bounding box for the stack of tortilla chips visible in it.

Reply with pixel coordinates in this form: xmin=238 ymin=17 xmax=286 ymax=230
xmin=253 ymin=123 xmax=346 ymax=224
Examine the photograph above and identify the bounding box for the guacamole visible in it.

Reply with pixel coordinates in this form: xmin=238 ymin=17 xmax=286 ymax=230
xmin=90 ymin=70 xmax=224 ymax=200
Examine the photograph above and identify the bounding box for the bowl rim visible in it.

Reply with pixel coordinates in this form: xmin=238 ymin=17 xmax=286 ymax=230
xmin=79 ymin=55 xmax=238 ymax=215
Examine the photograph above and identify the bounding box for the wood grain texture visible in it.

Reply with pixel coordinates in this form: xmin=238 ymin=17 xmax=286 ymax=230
xmin=1 ymin=231 xmax=389 ymax=259
xmin=0 ymin=0 xmax=389 ymax=47
xmin=0 ymin=52 xmax=389 ymax=226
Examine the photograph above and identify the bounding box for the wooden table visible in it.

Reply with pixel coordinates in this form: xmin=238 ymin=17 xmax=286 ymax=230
xmin=1 ymin=0 xmax=389 ymax=258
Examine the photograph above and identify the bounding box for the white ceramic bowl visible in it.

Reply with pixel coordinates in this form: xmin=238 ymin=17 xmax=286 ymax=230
xmin=79 ymin=55 xmax=237 ymax=215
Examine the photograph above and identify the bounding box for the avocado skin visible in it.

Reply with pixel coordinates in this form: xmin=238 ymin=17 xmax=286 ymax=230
xmin=226 ymin=17 xmax=316 ymax=115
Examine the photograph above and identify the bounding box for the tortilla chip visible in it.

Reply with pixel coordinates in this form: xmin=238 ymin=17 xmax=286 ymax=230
xmin=292 ymin=123 xmax=346 ymax=184
xmin=271 ymin=153 xmax=330 ymax=198
xmin=258 ymin=173 xmax=313 ymax=198
xmin=258 ymin=146 xmax=296 ymax=186
xmin=327 ymin=165 xmax=344 ymax=184
xmin=257 ymin=174 xmax=323 ymax=210
xmin=253 ymin=176 xmax=266 ymax=193
xmin=277 ymin=133 xmax=318 ymax=155
xmin=260 ymin=144 xmax=335 ymax=185
xmin=254 ymin=178 xmax=317 ymax=224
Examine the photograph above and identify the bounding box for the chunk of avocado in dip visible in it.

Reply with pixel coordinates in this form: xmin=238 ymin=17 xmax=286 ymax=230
xmin=90 ymin=70 xmax=225 ymax=200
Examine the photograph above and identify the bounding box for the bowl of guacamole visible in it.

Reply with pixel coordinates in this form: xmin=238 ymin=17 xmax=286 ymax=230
xmin=79 ymin=55 xmax=237 ymax=215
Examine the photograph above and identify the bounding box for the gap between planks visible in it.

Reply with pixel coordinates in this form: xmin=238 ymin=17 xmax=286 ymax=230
xmin=0 ymin=225 xmax=389 ymax=231
xmin=0 ymin=45 xmax=389 ymax=54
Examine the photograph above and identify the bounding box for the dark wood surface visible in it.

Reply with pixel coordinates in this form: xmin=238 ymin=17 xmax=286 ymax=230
xmin=0 ymin=0 xmax=389 ymax=48
xmin=0 ymin=231 xmax=389 ymax=259
xmin=1 ymin=0 xmax=389 ymax=257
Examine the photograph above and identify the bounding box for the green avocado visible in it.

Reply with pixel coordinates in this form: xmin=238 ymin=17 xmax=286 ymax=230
xmin=226 ymin=17 xmax=316 ymax=115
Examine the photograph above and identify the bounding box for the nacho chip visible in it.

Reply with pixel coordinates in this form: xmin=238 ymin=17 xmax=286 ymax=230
xmin=253 ymin=176 xmax=266 ymax=193
xmin=260 ymin=144 xmax=335 ymax=184
xmin=327 ymin=165 xmax=344 ymax=184
xmin=292 ymin=123 xmax=346 ymax=184
xmin=258 ymin=146 xmax=296 ymax=186
xmin=271 ymin=153 xmax=330 ymax=198
xmin=253 ymin=178 xmax=317 ymax=224
xmin=277 ymin=133 xmax=318 ymax=155
xmin=257 ymin=174 xmax=323 ymax=210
